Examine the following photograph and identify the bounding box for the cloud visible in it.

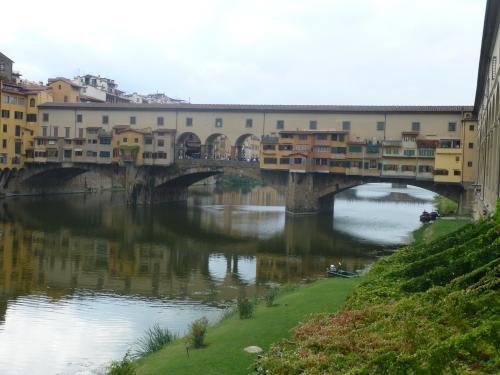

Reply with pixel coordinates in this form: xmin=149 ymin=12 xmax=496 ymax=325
xmin=0 ymin=0 xmax=486 ymax=104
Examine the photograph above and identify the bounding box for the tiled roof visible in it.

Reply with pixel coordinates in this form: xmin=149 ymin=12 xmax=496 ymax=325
xmin=38 ymin=102 xmax=473 ymax=114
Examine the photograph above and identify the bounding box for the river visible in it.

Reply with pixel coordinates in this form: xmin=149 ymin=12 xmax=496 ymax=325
xmin=0 ymin=183 xmax=435 ymax=374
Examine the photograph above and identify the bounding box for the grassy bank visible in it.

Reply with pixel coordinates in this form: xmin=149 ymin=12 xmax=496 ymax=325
xmin=412 ymin=217 xmax=470 ymax=245
xmin=434 ymin=195 xmax=459 ymax=216
xmin=259 ymin=204 xmax=500 ymax=374
xmin=134 ymin=278 xmax=360 ymax=375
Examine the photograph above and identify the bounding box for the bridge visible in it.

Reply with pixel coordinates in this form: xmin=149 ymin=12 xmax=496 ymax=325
xmin=0 ymin=159 xmax=473 ymax=215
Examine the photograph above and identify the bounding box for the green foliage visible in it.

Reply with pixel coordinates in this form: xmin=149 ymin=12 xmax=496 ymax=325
xmin=257 ymin=205 xmax=500 ymax=374
xmin=107 ymin=353 xmax=136 ymax=375
xmin=264 ymin=288 xmax=278 ymax=307
xmin=133 ymin=324 xmax=176 ymax=359
xmin=215 ymin=176 xmax=261 ymax=192
xmin=237 ymin=297 xmax=254 ymax=319
xmin=434 ymin=195 xmax=458 ymax=216
xmin=187 ymin=317 xmax=208 ymax=348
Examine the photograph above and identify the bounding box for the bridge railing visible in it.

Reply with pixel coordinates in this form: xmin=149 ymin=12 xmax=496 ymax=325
xmin=175 ymin=159 xmax=259 ymax=169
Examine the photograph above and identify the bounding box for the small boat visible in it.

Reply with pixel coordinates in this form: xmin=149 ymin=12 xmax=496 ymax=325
xmin=326 ymin=268 xmax=358 ymax=278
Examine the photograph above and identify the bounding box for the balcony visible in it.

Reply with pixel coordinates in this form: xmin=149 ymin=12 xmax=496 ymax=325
xmin=418 ymin=148 xmax=435 ymax=158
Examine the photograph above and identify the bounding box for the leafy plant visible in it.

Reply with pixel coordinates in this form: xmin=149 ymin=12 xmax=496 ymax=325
xmin=237 ymin=297 xmax=254 ymax=319
xmin=133 ymin=323 xmax=176 ymax=359
xmin=187 ymin=317 xmax=208 ymax=348
xmin=264 ymin=287 xmax=278 ymax=307
xmin=107 ymin=352 xmax=136 ymax=375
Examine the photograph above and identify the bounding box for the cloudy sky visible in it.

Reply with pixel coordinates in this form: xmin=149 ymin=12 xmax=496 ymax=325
xmin=0 ymin=0 xmax=486 ymax=105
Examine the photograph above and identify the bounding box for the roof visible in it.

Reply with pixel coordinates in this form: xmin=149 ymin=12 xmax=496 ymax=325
xmin=38 ymin=102 xmax=473 ymax=114
xmin=48 ymin=77 xmax=83 ymax=89
xmin=0 ymin=52 xmax=13 ymax=63
xmin=473 ymin=0 xmax=500 ymax=113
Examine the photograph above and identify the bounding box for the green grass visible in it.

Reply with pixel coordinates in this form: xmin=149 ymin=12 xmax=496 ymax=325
xmin=259 ymin=202 xmax=500 ymax=374
xmin=135 ymin=278 xmax=360 ymax=375
xmin=412 ymin=218 xmax=470 ymax=245
xmin=434 ymin=195 xmax=459 ymax=216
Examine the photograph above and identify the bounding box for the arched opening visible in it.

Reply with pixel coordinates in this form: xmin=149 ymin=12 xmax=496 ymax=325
xmin=29 ymin=98 xmax=36 ymax=107
xmin=176 ymin=132 xmax=202 ymax=159
xmin=234 ymin=133 xmax=260 ymax=161
xmin=205 ymin=134 xmax=231 ymax=160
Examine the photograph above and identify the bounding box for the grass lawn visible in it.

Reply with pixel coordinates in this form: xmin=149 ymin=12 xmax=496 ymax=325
xmin=412 ymin=217 xmax=470 ymax=245
xmin=135 ymin=277 xmax=360 ymax=375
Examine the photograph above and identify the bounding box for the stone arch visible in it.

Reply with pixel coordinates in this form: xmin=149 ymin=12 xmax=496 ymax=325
xmin=234 ymin=133 xmax=260 ymax=160
xmin=204 ymin=133 xmax=233 ymax=160
xmin=176 ymin=132 xmax=202 ymax=159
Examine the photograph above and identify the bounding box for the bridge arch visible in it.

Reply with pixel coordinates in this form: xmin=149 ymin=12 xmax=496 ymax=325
xmin=234 ymin=133 xmax=260 ymax=160
xmin=204 ymin=133 xmax=234 ymax=159
xmin=176 ymin=132 xmax=202 ymax=159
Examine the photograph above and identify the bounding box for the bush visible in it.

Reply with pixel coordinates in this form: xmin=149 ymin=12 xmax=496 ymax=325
xmin=237 ymin=297 xmax=254 ymax=319
xmin=264 ymin=288 xmax=278 ymax=307
xmin=434 ymin=195 xmax=458 ymax=216
xmin=133 ymin=323 xmax=176 ymax=359
xmin=107 ymin=353 xmax=136 ymax=375
xmin=187 ymin=317 xmax=208 ymax=348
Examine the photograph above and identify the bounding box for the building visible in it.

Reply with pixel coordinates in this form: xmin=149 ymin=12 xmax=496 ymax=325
xmin=48 ymin=78 xmax=84 ymax=103
xmin=474 ymin=0 xmax=500 ymax=214
xmin=74 ymin=75 xmax=130 ymax=104
xmin=0 ymin=53 xmax=14 ymax=82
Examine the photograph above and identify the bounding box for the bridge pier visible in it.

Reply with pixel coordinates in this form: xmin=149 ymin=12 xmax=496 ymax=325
xmin=285 ymin=173 xmax=337 ymax=215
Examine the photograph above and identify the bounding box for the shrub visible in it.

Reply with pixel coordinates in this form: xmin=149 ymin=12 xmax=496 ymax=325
xmin=107 ymin=353 xmax=136 ymax=375
xmin=187 ymin=317 xmax=208 ymax=348
xmin=133 ymin=323 xmax=176 ymax=359
xmin=237 ymin=297 xmax=254 ymax=319
xmin=264 ymin=288 xmax=278 ymax=307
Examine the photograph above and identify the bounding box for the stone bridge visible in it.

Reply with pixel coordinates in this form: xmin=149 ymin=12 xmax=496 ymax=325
xmin=0 ymin=160 xmax=473 ymax=215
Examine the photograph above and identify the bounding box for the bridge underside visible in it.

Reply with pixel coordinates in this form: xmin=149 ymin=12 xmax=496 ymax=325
xmin=0 ymin=161 xmax=474 ymax=216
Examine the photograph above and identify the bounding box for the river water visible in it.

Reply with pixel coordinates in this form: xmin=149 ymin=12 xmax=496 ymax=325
xmin=0 ymin=183 xmax=435 ymax=374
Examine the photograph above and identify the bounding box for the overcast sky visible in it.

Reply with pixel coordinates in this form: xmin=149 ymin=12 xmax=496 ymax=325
xmin=0 ymin=0 xmax=486 ymax=105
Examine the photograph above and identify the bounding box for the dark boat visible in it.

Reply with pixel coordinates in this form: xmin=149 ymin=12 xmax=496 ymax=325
xmin=326 ymin=269 xmax=358 ymax=278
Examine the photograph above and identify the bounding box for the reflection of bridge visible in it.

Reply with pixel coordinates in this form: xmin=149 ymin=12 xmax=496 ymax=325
xmin=1 ymin=158 xmax=472 ymax=214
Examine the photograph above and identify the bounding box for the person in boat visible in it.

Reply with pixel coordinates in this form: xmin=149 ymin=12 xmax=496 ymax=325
xmin=329 ymin=264 xmax=337 ymax=272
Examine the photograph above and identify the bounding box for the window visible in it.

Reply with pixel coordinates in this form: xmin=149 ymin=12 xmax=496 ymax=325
xmin=102 ymin=115 xmax=109 ymax=124
xmin=412 ymin=122 xmax=420 ymax=132
xmin=186 ymin=117 xmax=193 ymax=127
xmin=469 ymin=124 xmax=474 ymax=131
xmin=100 ymin=138 xmax=111 ymax=145
xmin=130 ymin=116 xmax=136 ymax=125
xmin=123 ymin=137 xmax=128 ymax=143
xmin=42 ymin=127 xmax=47 ymax=137
xmin=448 ymin=122 xmax=457 ymax=132
xmin=158 ymin=139 xmax=165 ymax=147
xmin=246 ymin=119 xmax=253 ymax=128
xmin=314 ymin=146 xmax=330 ymax=153
xmin=315 ymin=133 xmax=326 ymax=140
xmin=276 ymin=120 xmax=284 ymax=129
xmin=64 ymin=96 xmax=68 ymax=103
xmin=134 ymin=138 xmax=139 ymax=143
xmin=2 ymin=96 xmax=8 ymax=103
xmin=15 ymin=125 xmax=21 ymax=137
xmin=263 ymin=157 xmax=277 ymax=164
xmin=215 ymin=118 xmax=223 ymax=128
xmin=403 ymin=149 xmax=416 ymax=157
xmin=157 ymin=116 xmax=164 ymax=126
xmin=2 ymin=140 xmax=6 ymax=148
xmin=467 ymin=161 xmax=473 ymax=167
xmin=14 ymin=141 xmax=21 ymax=155
xmin=298 ymin=134 xmax=307 ymax=140
xmin=0 ymin=63 xmax=4 ymax=71
xmin=9 ymin=96 xmax=16 ymax=104
xmin=309 ymin=120 xmax=317 ymax=130
xmin=65 ymin=127 xmax=70 ymax=138
xmin=293 ymin=158 xmax=303 ymax=164
xmin=453 ymin=170 xmax=461 ymax=176
xmin=145 ymin=137 xmax=153 ymax=145
xmin=349 ymin=145 xmax=362 ymax=153
xmin=53 ymin=127 xmax=58 ymax=137
xmin=455 ymin=156 xmax=460 ymax=162
xmin=377 ymin=122 xmax=385 ymax=131
xmin=331 ymin=133 xmax=345 ymax=142
xmin=29 ymin=98 xmax=36 ymax=107
xmin=43 ymin=113 xmax=49 ymax=122
xmin=18 ymin=98 xmax=25 ymax=105
xmin=279 ymin=157 xmax=290 ymax=164
xmin=263 ymin=144 xmax=276 ymax=151
xmin=342 ymin=121 xmax=351 ymax=131
xmin=27 ymin=114 xmax=37 ymax=122
xmin=2 ymin=110 xmax=10 ymax=118
xmin=278 ymin=144 xmax=292 ymax=151
xmin=468 ymin=142 xmax=473 ymax=149
xmin=99 ymin=151 xmax=111 ymax=158
xmin=332 ymin=147 xmax=347 ymax=154
xmin=77 ymin=114 xmax=82 ymax=123
xmin=78 ymin=128 xmax=84 ymax=138
xmin=2 ymin=124 xmax=6 ymax=133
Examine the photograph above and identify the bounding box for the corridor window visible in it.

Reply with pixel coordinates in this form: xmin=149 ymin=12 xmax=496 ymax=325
xmin=276 ymin=120 xmax=284 ymax=129
xmin=77 ymin=114 xmax=82 ymax=123
xmin=309 ymin=120 xmax=317 ymax=130
xmin=377 ymin=122 xmax=385 ymax=131
xmin=412 ymin=122 xmax=420 ymax=132
xmin=246 ymin=119 xmax=253 ymax=128
xmin=157 ymin=116 xmax=164 ymax=126
xmin=102 ymin=115 xmax=109 ymax=124
xmin=130 ymin=116 xmax=136 ymax=125
xmin=342 ymin=121 xmax=351 ymax=131
xmin=215 ymin=118 xmax=223 ymax=128
xmin=448 ymin=122 xmax=457 ymax=132
xmin=186 ymin=117 xmax=193 ymax=127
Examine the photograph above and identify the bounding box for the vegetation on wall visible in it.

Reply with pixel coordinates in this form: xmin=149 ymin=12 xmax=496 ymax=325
xmin=434 ymin=195 xmax=459 ymax=216
xmin=215 ymin=175 xmax=261 ymax=191
xmin=257 ymin=202 xmax=500 ymax=374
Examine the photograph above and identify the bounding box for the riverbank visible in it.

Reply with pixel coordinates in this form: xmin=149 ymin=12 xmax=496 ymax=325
xmin=134 ymin=278 xmax=360 ymax=375
xmin=258 ymin=203 xmax=499 ymax=373
xmin=411 ymin=217 xmax=471 ymax=244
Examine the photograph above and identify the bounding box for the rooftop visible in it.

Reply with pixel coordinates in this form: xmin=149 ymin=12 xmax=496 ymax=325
xmin=38 ymin=102 xmax=473 ymax=114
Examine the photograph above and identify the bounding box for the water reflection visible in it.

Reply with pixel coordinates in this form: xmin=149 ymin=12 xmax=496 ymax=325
xmin=0 ymin=183 xmax=434 ymax=374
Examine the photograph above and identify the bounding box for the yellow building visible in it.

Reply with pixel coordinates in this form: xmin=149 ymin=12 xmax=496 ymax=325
xmin=47 ymin=78 xmax=83 ymax=103
xmin=0 ymin=80 xmax=52 ymax=169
